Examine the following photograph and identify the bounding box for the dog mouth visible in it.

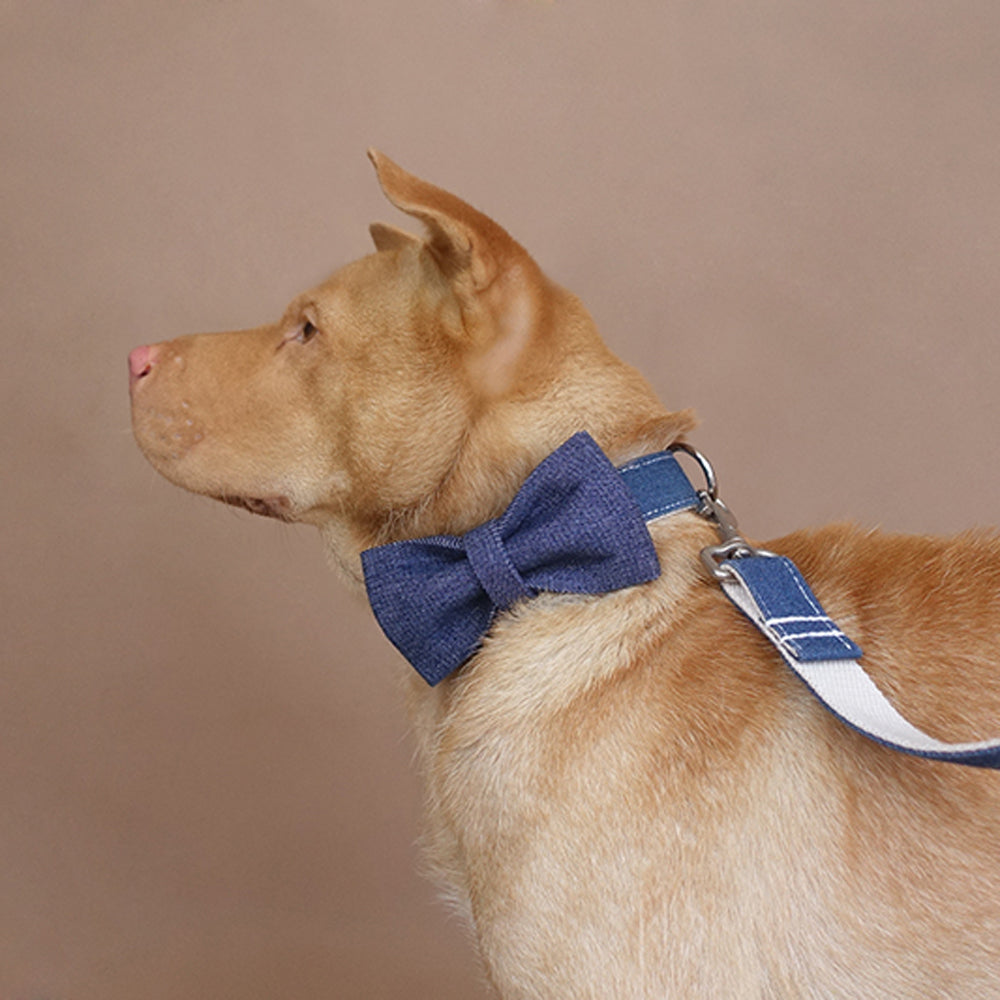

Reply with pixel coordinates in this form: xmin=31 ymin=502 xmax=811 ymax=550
xmin=214 ymin=494 xmax=294 ymax=521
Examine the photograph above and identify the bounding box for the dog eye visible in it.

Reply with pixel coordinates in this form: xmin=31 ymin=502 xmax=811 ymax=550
xmin=294 ymin=320 xmax=319 ymax=344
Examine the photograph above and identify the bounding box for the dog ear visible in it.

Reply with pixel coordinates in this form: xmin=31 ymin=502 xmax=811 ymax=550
xmin=368 ymin=150 xmax=545 ymax=390
xmin=369 ymin=222 xmax=422 ymax=253
xmin=367 ymin=149 xmax=534 ymax=306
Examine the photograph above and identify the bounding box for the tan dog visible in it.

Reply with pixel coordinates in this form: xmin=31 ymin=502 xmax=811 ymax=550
xmin=130 ymin=152 xmax=1000 ymax=998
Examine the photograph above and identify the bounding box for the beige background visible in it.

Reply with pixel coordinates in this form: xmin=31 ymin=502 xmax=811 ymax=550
xmin=3 ymin=2 xmax=1000 ymax=997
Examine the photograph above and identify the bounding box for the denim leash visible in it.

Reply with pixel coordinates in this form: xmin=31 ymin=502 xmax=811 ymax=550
xmin=685 ymin=444 xmax=1000 ymax=769
xmin=362 ymin=432 xmax=1000 ymax=769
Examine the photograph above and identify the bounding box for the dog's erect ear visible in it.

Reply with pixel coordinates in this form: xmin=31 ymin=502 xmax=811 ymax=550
xmin=367 ymin=149 xmax=535 ymax=305
xmin=367 ymin=150 xmax=545 ymax=390
xmin=369 ymin=221 xmax=422 ymax=253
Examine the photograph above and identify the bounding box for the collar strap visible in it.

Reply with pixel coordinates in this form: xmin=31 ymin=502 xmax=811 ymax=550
xmin=617 ymin=448 xmax=701 ymax=522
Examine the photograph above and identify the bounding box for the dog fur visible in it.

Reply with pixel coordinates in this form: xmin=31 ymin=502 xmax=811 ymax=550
xmin=130 ymin=151 xmax=1000 ymax=998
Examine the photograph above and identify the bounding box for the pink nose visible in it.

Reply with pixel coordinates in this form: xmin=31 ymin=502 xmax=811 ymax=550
xmin=128 ymin=344 xmax=157 ymax=383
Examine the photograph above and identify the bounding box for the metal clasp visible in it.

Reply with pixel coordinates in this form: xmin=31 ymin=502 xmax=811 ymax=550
xmin=668 ymin=442 xmax=772 ymax=581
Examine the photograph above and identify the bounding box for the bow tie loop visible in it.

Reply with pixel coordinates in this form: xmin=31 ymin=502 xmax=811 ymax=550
xmin=463 ymin=519 xmax=535 ymax=610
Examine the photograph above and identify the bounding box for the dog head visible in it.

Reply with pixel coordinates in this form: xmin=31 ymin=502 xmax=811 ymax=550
xmin=129 ymin=152 xmax=694 ymax=580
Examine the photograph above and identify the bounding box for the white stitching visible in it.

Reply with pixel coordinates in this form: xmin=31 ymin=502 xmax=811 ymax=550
xmin=777 ymin=560 xmax=856 ymax=653
xmin=618 ymin=452 xmax=673 ymax=474
xmin=644 ymin=495 xmax=699 ymax=519
xmin=766 ymin=615 xmax=830 ymax=626
xmin=779 ymin=629 xmax=846 ymax=641
xmin=736 ymin=559 xmax=857 ymax=656
xmin=780 ymin=559 xmax=825 ymax=615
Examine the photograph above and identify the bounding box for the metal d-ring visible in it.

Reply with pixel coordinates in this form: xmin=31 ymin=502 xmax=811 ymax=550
xmin=668 ymin=441 xmax=718 ymax=502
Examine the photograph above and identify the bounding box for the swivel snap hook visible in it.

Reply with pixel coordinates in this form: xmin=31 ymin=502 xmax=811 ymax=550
xmin=668 ymin=442 xmax=772 ymax=581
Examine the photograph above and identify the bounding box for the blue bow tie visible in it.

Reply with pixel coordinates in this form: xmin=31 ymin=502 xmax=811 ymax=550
xmin=361 ymin=432 xmax=700 ymax=685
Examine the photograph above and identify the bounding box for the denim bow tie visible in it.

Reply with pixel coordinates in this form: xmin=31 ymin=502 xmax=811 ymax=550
xmin=361 ymin=432 xmax=700 ymax=685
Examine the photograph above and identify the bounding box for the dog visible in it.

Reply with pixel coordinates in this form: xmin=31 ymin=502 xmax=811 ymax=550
xmin=130 ymin=151 xmax=1000 ymax=998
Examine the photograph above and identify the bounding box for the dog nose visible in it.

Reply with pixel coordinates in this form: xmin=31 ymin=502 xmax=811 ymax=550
xmin=128 ymin=344 xmax=157 ymax=383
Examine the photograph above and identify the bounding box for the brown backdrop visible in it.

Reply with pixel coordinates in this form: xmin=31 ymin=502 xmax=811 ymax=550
xmin=3 ymin=2 xmax=1000 ymax=997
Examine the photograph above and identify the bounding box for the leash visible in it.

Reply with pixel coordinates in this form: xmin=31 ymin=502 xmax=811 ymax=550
xmin=362 ymin=433 xmax=1000 ymax=768
xmin=678 ymin=442 xmax=1000 ymax=769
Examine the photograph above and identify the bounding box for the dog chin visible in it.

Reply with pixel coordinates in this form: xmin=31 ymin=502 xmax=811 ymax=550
xmin=213 ymin=493 xmax=294 ymax=521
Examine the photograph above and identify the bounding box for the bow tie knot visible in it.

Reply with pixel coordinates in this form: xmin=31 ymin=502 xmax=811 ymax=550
xmin=463 ymin=519 xmax=534 ymax=609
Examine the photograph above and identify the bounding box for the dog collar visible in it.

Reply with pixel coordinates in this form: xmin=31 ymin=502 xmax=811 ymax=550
xmin=362 ymin=432 xmax=1000 ymax=769
xmin=361 ymin=432 xmax=700 ymax=685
